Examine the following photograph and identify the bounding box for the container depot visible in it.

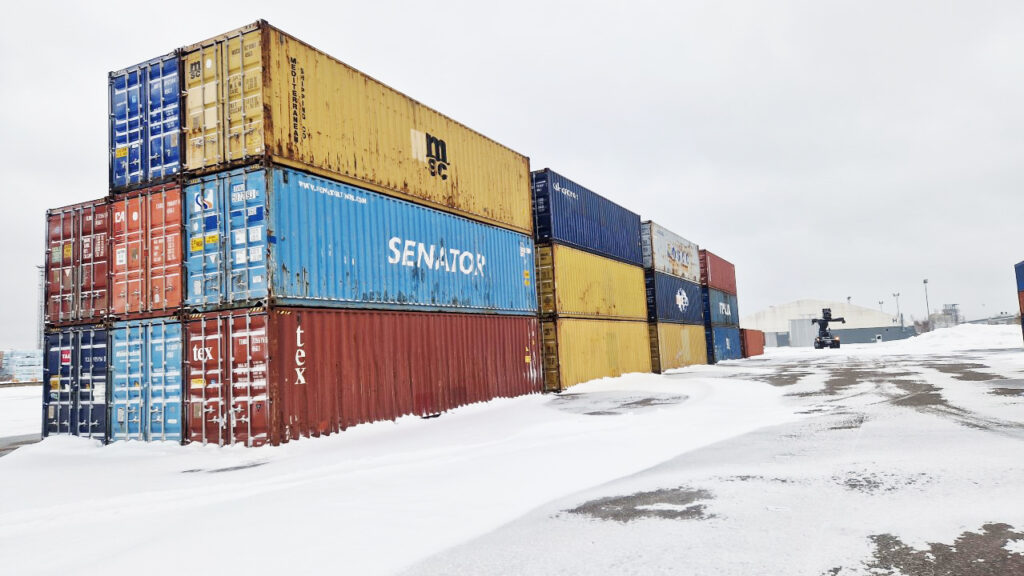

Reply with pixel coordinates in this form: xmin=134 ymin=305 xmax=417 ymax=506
xmin=740 ymin=328 xmax=765 ymax=358
xmin=536 ymin=243 xmax=646 ymax=320
xmin=702 ymin=287 xmax=740 ymax=326
xmin=45 ymin=199 xmax=110 ymax=326
xmin=699 ymin=249 xmax=737 ymax=295
xmin=640 ymin=221 xmax=700 ymax=283
xmin=184 ymin=165 xmax=536 ymax=313
xmin=175 ymin=21 xmax=531 ymax=234
xmin=649 ymin=323 xmax=707 ymax=373
xmin=109 ymin=53 xmax=181 ymax=191
xmin=110 ymin=183 xmax=183 ymax=317
xmin=109 ymin=318 xmax=183 ymax=442
xmin=531 ymin=168 xmax=642 ymax=266
xmin=706 ymin=325 xmax=743 ymax=363
xmin=541 ymin=318 xmax=651 ymax=392
xmin=646 ymin=271 xmax=704 ymax=325
xmin=42 ymin=326 xmax=108 ymax=439
xmin=186 ymin=307 xmax=541 ymax=446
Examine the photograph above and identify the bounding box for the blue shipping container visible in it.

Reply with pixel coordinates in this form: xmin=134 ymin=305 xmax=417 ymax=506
xmin=706 ymin=325 xmax=742 ymax=364
xmin=1015 ymin=261 xmax=1024 ymax=292
xmin=185 ymin=165 xmax=537 ymax=314
xmin=531 ymin=168 xmax=642 ymax=266
xmin=43 ymin=326 xmax=107 ymax=439
xmin=109 ymin=53 xmax=180 ymax=190
xmin=702 ymin=286 xmax=740 ymax=326
xmin=646 ymin=271 xmax=704 ymax=325
xmin=109 ymin=318 xmax=183 ymax=442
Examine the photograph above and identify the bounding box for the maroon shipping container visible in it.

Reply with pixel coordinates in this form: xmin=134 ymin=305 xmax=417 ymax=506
xmin=185 ymin=307 xmax=541 ymax=447
xmin=740 ymin=328 xmax=765 ymax=358
xmin=699 ymin=249 xmax=737 ymax=295
xmin=45 ymin=198 xmax=110 ymax=325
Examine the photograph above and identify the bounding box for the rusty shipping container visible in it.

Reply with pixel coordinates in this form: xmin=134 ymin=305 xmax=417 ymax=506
xmin=536 ymin=243 xmax=646 ymax=320
xmin=740 ymin=328 xmax=765 ymax=358
xmin=699 ymin=249 xmax=737 ymax=295
xmin=179 ymin=21 xmax=531 ymax=234
xmin=649 ymin=322 xmax=707 ymax=374
xmin=45 ymin=199 xmax=110 ymax=326
xmin=110 ymin=183 xmax=183 ymax=317
xmin=186 ymin=307 xmax=540 ymax=446
xmin=541 ymin=318 xmax=651 ymax=392
xmin=641 ymin=221 xmax=700 ymax=283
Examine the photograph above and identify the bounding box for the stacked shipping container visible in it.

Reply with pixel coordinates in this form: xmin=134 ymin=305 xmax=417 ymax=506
xmin=740 ymin=328 xmax=765 ymax=358
xmin=700 ymin=249 xmax=742 ymax=363
xmin=640 ymin=221 xmax=707 ymax=373
xmin=1015 ymin=262 xmax=1024 ymax=340
xmin=532 ymin=169 xmax=651 ymax=391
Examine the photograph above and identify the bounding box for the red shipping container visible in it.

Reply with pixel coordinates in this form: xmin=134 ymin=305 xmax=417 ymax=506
xmin=110 ymin=183 xmax=183 ymax=317
xmin=699 ymin=249 xmax=737 ymax=295
xmin=740 ymin=328 xmax=765 ymax=358
xmin=45 ymin=199 xmax=110 ymax=325
xmin=185 ymin=307 xmax=541 ymax=447
xmin=1017 ymin=290 xmax=1024 ymax=316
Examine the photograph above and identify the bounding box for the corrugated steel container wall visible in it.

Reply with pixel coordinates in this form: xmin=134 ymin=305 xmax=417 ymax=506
xmin=536 ymin=243 xmax=646 ymax=320
xmin=1016 ymin=262 xmax=1024 ymax=292
xmin=109 ymin=318 xmax=183 ymax=442
xmin=184 ymin=165 xmax=536 ymax=313
xmin=649 ymin=322 xmax=707 ymax=374
xmin=541 ymin=318 xmax=651 ymax=392
xmin=43 ymin=326 xmax=107 ymax=439
xmin=699 ymin=249 xmax=737 ymax=295
xmin=706 ymin=325 xmax=743 ymax=364
xmin=181 ymin=22 xmax=532 ymax=234
xmin=45 ymin=199 xmax=110 ymax=325
xmin=185 ymin=308 xmax=540 ymax=446
xmin=641 ymin=221 xmax=700 ymax=283
xmin=531 ymin=169 xmax=642 ymax=266
xmin=110 ymin=183 xmax=183 ymax=316
xmin=702 ymin=286 xmax=740 ymax=326
xmin=1018 ymin=290 xmax=1024 ymax=317
xmin=109 ymin=53 xmax=181 ymax=191
xmin=646 ymin=271 xmax=704 ymax=325
xmin=740 ymin=328 xmax=765 ymax=358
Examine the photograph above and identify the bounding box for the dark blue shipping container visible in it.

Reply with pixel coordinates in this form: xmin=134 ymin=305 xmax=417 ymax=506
xmin=43 ymin=326 xmax=108 ymax=439
xmin=185 ymin=165 xmax=537 ymax=314
xmin=706 ymin=325 xmax=742 ymax=364
xmin=531 ymin=168 xmax=642 ymax=266
xmin=645 ymin=271 xmax=704 ymax=325
xmin=702 ymin=286 xmax=740 ymax=326
xmin=1015 ymin=261 xmax=1024 ymax=292
xmin=109 ymin=53 xmax=181 ymax=190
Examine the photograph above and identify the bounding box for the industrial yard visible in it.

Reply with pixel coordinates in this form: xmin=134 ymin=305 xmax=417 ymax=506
xmin=3 ymin=324 xmax=1023 ymax=575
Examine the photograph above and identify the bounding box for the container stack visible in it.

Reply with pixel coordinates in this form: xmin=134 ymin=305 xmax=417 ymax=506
xmin=740 ymin=329 xmax=765 ymax=358
xmin=640 ymin=221 xmax=707 ymax=373
xmin=531 ymin=169 xmax=651 ymax=391
xmin=1015 ymin=261 xmax=1024 ymax=341
xmin=43 ymin=20 xmax=543 ymax=447
xmin=699 ymin=249 xmax=742 ymax=363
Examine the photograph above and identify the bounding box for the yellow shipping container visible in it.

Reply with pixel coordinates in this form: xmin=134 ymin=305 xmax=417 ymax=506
xmin=536 ymin=243 xmax=646 ymax=320
xmin=183 ymin=21 xmax=532 ymax=234
xmin=542 ymin=318 xmax=651 ymax=392
xmin=649 ymin=323 xmax=707 ymax=373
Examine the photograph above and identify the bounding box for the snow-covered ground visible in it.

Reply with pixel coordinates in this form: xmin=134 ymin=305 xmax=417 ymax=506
xmin=1 ymin=325 xmax=1023 ymax=575
xmin=0 ymin=385 xmax=41 ymax=437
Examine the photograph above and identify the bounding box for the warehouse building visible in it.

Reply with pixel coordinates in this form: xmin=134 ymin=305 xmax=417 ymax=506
xmin=741 ymin=299 xmax=917 ymax=347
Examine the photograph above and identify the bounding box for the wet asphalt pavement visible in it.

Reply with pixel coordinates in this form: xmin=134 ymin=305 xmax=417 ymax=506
xmin=0 ymin=434 xmax=40 ymax=458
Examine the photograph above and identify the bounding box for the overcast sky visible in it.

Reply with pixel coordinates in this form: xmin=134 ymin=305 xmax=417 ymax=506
xmin=1 ymin=1 xmax=1021 ymax=348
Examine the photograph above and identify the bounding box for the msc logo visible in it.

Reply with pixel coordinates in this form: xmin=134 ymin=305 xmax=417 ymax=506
xmin=411 ymin=129 xmax=450 ymax=180
xmin=718 ymin=302 xmax=732 ymax=316
xmin=194 ymin=189 xmax=215 ymax=211
xmin=675 ymin=288 xmax=689 ymax=312
xmin=552 ymin=181 xmax=579 ymax=200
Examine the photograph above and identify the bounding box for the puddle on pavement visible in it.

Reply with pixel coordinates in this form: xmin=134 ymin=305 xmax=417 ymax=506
xmin=924 ymin=362 xmax=1003 ymax=381
xmin=567 ymin=487 xmax=713 ymax=523
xmin=549 ymin=391 xmax=686 ymax=416
xmin=754 ymin=366 xmax=813 ymax=387
xmin=889 ymin=380 xmax=950 ymax=408
xmin=832 ymin=523 xmax=1024 ymax=576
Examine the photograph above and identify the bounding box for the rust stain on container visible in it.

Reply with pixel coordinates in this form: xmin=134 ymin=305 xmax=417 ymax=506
xmin=185 ymin=307 xmax=540 ymax=446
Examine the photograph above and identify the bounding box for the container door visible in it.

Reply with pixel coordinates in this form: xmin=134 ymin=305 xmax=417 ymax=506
xmin=226 ymin=172 xmax=267 ymax=302
xmin=43 ymin=332 xmax=73 ymax=435
xmin=77 ymin=328 xmax=108 ymax=438
xmin=109 ymin=56 xmax=180 ymax=189
xmin=148 ymin=188 xmax=183 ymax=310
xmin=185 ymin=179 xmax=224 ymax=306
xmin=78 ymin=206 xmax=110 ymax=320
xmin=187 ymin=317 xmax=227 ymax=445
xmin=45 ymin=212 xmax=74 ymax=323
xmin=111 ymin=197 xmax=145 ymax=314
xmin=146 ymin=58 xmax=181 ymax=182
xmin=146 ymin=322 xmax=182 ymax=441
xmin=227 ymin=313 xmax=268 ymax=446
xmin=110 ymin=68 xmax=145 ymax=188
xmin=110 ymin=324 xmax=146 ymax=441
xmin=43 ymin=328 xmax=107 ymax=438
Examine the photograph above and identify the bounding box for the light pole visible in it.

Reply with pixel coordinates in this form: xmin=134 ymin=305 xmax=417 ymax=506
xmin=923 ymin=279 xmax=931 ymax=331
xmin=878 ymin=300 xmax=884 ymax=312
xmin=892 ymin=292 xmax=902 ymax=327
